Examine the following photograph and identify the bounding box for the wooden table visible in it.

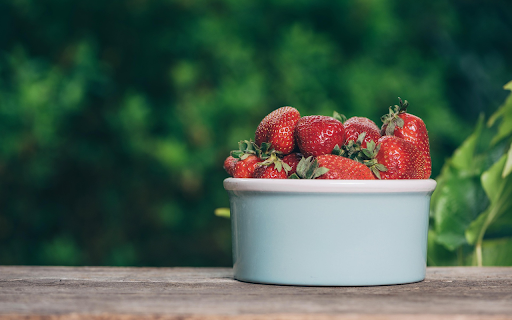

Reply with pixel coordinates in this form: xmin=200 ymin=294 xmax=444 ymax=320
xmin=1 ymin=266 xmax=511 ymax=319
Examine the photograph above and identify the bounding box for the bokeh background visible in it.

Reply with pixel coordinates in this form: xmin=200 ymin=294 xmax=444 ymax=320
xmin=1 ymin=0 xmax=511 ymax=267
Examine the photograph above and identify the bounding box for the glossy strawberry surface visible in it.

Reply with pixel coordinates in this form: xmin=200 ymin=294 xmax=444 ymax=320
xmin=381 ymin=100 xmax=431 ymax=179
xmin=383 ymin=113 xmax=431 ymax=179
xmin=233 ymin=155 xmax=260 ymax=178
xmin=223 ymin=155 xmax=238 ymax=177
xmin=255 ymin=106 xmax=300 ymax=155
xmin=253 ymin=164 xmax=288 ymax=179
xmin=344 ymin=116 xmax=381 ymax=148
xmin=316 ymin=154 xmax=375 ymax=180
xmin=375 ymin=136 xmax=426 ymax=179
xmin=295 ymin=116 xmax=345 ymax=157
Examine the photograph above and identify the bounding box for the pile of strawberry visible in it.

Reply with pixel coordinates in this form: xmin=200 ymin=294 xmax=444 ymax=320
xmin=223 ymin=98 xmax=431 ymax=180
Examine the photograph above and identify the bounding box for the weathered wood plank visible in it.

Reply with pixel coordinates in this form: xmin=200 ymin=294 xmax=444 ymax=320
xmin=1 ymin=267 xmax=511 ymax=320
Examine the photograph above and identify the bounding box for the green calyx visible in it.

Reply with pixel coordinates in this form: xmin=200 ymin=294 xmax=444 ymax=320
xmin=332 ymin=133 xmax=367 ymax=159
xmin=230 ymin=139 xmax=258 ymax=160
xmin=332 ymin=111 xmax=347 ymax=123
xmin=359 ymin=140 xmax=387 ymax=179
xmin=381 ymin=97 xmax=408 ymax=136
xmin=259 ymin=152 xmax=292 ymax=173
xmin=258 ymin=141 xmax=273 ymax=157
xmin=288 ymin=156 xmax=329 ymax=179
xmin=231 ymin=140 xmax=281 ymax=160
xmin=331 ymin=134 xmax=387 ymax=179
xmin=230 ymin=140 xmax=291 ymax=173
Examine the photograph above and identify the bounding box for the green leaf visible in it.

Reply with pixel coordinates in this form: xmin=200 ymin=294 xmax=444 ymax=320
xmin=313 ymin=166 xmax=329 ymax=178
xmin=375 ymin=163 xmax=387 ymax=171
xmin=465 ymin=153 xmax=512 ymax=265
xmin=432 ymin=173 xmax=488 ymax=250
xmin=356 ymin=132 xmax=366 ymax=144
xmin=332 ymin=111 xmax=346 ymax=123
xmin=465 ymin=208 xmax=490 ymax=245
xmin=488 ymin=83 xmax=512 ymax=145
xmin=331 ymin=144 xmax=342 ymax=156
xmin=366 ymin=140 xmax=376 ymax=153
xmin=427 ymin=230 xmax=459 ymax=266
xmin=466 ymin=153 xmax=512 ymax=240
xmin=371 ymin=167 xmax=381 ymax=179
xmin=260 ymin=142 xmax=272 ymax=153
xmin=430 ymin=116 xmax=490 ymax=251
xmin=305 ymin=159 xmax=320 ymax=179
xmin=362 ymin=149 xmax=372 ymax=159
xmin=385 ymin=121 xmax=395 ymax=136
xmin=231 ymin=150 xmax=244 ymax=158
xmin=288 ymin=173 xmax=300 ymax=179
xmin=296 ymin=156 xmax=311 ymax=177
xmin=450 ymin=115 xmax=485 ymax=174
xmin=482 ymin=148 xmax=512 ymax=211
xmin=482 ymin=154 xmax=509 ymax=203
xmin=484 ymin=211 xmax=512 ymax=240
xmin=503 ymin=143 xmax=512 ymax=178
xmin=481 ymin=237 xmax=512 ymax=266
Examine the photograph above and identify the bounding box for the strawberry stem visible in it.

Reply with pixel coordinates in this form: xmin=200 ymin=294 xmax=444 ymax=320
xmin=397 ymin=97 xmax=409 ymax=113
xmin=381 ymin=97 xmax=408 ymax=136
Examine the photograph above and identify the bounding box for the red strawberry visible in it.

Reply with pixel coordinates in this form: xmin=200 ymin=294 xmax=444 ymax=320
xmin=223 ymin=156 xmax=238 ymax=177
xmin=253 ymin=163 xmax=288 ymax=179
xmin=344 ymin=116 xmax=381 ymax=148
xmin=282 ymin=153 xmax=302 ymax=176
xmin=375 ymin=136 xmax=426 ymax=179
xmin=295 ymin=116 xmax=345 ymax=157
xmin=381 ymin=98 xmax=431 ymax=178
xmin=255 ymin=106 xmax=301 ymax=155
xmin=233 ymin=154 xmax=260 ymax=178
xmin=316 ymin=154 xmax=375 ymax=180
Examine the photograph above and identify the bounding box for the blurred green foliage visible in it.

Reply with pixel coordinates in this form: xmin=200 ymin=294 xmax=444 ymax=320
xmin=0 ymin=0 xmax=511 ymax=266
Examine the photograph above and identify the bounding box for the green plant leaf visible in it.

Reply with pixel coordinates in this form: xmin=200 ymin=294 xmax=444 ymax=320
xmin=503 ymin=143 xmax=512 ymax=178
xmin=482 ymin=154 xmax=509 ymax=203
xmin=481 ymin=237 xmax=512 ymax=266
xmin=465 ymin=153 xmax=512 ymax=265
xmin=466 ymin=153 xmax=512 ymax=241
xmin=432 ymin=172 xmax=488 ymax=250
xmin=332 ymin=111 xmax=346 ymax=123
xmin=331 ymin=144 xmax=342 ymax=156
xmin=488 ymin=82 xmax=512 ymax=145
xmin=305 ymin=159 xmax=320 ymax=179
xmin=427 ymin=230 xmax=459 ymax=266
xmin=430 ymin=116 xmax=489 ymax=251
xmin=484 ymin=211 xmax=512 ymax=240
xmin=465 ymin=207 xmax=489 ymax=246
xmin=296 ymin=156 xmax=310 ymax=178
xmin=313 ymin=166 xmax=329 ymax=178
xmin=450 ymin=115 xmax=485 ymax=174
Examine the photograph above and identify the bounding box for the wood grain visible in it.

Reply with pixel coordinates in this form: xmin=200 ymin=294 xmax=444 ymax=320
xmin=1 ymin=267 xmax=511 ymax=319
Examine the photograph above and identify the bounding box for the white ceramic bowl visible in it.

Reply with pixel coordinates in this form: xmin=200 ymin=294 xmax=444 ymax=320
xmin=224 ymin=178 xmax=437 ymax=286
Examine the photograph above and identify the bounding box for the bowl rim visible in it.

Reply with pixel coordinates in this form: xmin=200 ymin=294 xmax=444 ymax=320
xmin=224 ymin=178 xmax=437 ymax=193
